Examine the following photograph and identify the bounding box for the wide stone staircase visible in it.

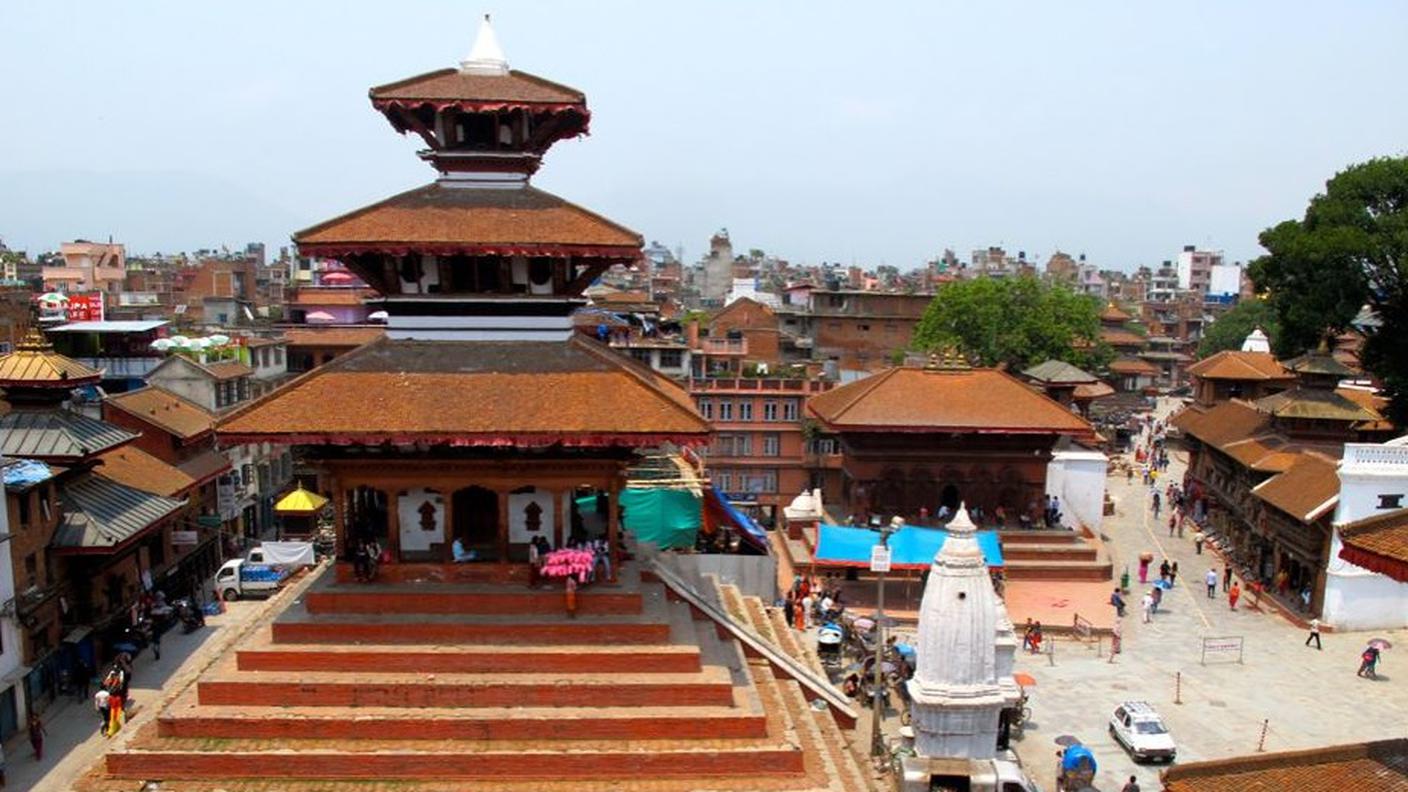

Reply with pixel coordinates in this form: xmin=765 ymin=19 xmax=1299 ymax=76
xmin=998 ymin=530 xmax=1112 ymax=581
xmin=82 ymin=560 xmax=871 ymax=791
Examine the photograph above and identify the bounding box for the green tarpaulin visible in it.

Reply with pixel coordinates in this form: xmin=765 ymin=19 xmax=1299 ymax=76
xmin=575 ymin=489 xmax=701 ymax=550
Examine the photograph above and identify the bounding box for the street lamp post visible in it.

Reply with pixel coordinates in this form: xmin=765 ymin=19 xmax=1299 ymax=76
xmin=869 ymin=517 xmax=899 ymax=757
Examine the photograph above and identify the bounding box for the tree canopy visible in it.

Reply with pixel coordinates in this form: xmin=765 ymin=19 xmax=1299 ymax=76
xmin=911 ymin=276 xmax=1111 ymax=371
xmin=1249 ymin=156 xmax=1408 ymax=423
xmin=1197 ymin=299 xmax=1281 ymax=358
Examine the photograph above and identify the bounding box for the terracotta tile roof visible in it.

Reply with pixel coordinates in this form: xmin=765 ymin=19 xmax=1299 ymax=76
xmin=1099 ymin=327 xmax=1147 ymax=348
xmin=1186 ymin=350 xmax=1294 ymax=381
xmin=0 ymin=328 xmax=101 ymax=388
xmin=1254 ymin=387 xmax=1380 ymax=423
xmin=806 ymin=366 xmax=1094 ymax=436
xmin=106 ymin=386 xmax=217 ymax=440
xmin=1338 ymin=508 xmax=1408 ymax=583
xmin=1162 ymin=738 xmax=1408 ymax=792
xmin=281 ymin=326 xmax=386 ymax=349
xmin=371 ymin=68 xmax=584 ymax=106
xmin=1171 ymin=401 xmax=1271 ymax=448
xmin=1072 ymin=381 xmax=1115 ymax=401
xmin=1108 ymin=355 xmax=1160 ymax=376
xmin=176 ymin=448 xmax=231 ymax=487
xmin=1099 ymin=302 xmax=1132 ymax=323
xmin=288 ymin=289 xmax=371 ymax=307
xmin=96 ymin=446 xmax=196 ymax=498
xmin=1022 ymin=360 xmax=1098 ymax=385
xmin=1220 ymin=434 xmax=1301 ymax=473
xmin=217 ymin=336 xmax=710 ymax=447
xmin=294 ymin=184 xmax=642 ymax=258
xmin=1336 ymin=387 xmax=1397 ymax=432
xmin=1284 ymin=348 xmax=1358 ymax=377
xmin=1252 ymin=452 xmax=1341 ymax=523
xmin=201 ymin=361 xmax=254 ymax=381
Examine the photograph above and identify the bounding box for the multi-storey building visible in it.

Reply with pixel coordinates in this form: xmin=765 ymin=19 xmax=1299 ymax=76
xmin=807 ymin=288 xmax=932 ymax=375
xmin=43 ymin=241 xmax=126 ymax=296
xmin=1176 ymin=244 xmax=1222 ymax=295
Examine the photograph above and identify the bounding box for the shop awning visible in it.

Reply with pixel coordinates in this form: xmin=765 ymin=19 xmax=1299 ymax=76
xmin=814 ymin=524 xmax=1004 ymax=569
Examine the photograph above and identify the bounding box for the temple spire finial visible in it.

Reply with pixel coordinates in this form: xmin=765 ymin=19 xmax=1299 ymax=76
xmin=460 ymin=13 xmax=510 ymax=75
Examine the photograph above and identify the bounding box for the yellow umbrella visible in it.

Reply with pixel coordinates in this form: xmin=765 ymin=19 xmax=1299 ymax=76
xmin=274 ymin=484 xmax=329 ymax=515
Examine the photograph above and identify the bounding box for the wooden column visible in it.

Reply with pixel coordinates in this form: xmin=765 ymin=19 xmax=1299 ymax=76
xmin=497 ymin=490 xmax=511 ymax=562
xmin=552 ymin=489 xmax=565 ymax=549
xmin=331 ymin=479 xmax=346 ymax=560
xmin=386 ymin=490 xmax=401 ymax=563
xmin=442 ymin=489 xmax=456 ymax=564
xmin=607 ymin=481 xmax=620 ymax=583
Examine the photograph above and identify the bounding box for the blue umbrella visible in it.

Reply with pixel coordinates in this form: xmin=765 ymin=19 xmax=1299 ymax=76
xmin=113 ymin=642 xmax=139 ymax=654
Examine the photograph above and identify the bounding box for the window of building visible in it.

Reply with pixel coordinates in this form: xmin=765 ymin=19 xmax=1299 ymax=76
xmin=858 ymin=323 xmax=871 ymax=332
xmin=17 ymin=492 xmax=30 ymax=527
xmin=697 ymin=398 xmax=713 ymax=419
xmin=783 ymin=399 xmax=799 ymax=421
xmin=241 ymin=464 xmax=254 ymax=488
xmin=659 ymin=349 xmax=683 ymax=368
xmin=38 ymin=488 xmax=50 ymax=522
xmin=714 ymin=470 xmax=733 ymax=492
xmin=1379 ymin=494 xmax=1405 ymax=510
xmin=237 ymin=378 xmax=250 ymax=402
xmin=274 ymin=347 xmax=284 ymax=365
xmin=763 ymin=401 xmax=779 ymax=421
xmin=24 ymin=553 xmax=37 ymax=589
xmin=717 ymin=400 xmax=733 ymax=421
xmin=714 ymin=433 xmax=752 ymax=457
xmin=737 ymin=400 xmax=753 ymax=421
xmin=762 ymin=433 xmax=780 ymax=457
xmin=630 ymin=349 xmax=653 ymax=365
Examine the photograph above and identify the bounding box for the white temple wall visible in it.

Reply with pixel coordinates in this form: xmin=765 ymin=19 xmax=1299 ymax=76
xmin=1046 ymin=448 xmax=1108 ymax=532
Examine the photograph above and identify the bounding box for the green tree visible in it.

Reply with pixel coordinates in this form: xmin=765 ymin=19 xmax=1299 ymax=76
xmin=911 ymin=276 xmax=1111 ymax=371
xmin=1249 ymin=156 xmax=1408 ymax=423
xmin=1197 ymin=299 xmax=1281 ymax=358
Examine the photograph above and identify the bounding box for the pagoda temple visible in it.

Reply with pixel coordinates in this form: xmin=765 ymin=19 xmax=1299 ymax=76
xmin=88 ymin=18 xmax=871 ymax=790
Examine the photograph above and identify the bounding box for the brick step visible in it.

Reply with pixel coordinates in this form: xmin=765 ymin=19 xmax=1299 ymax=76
xmin=1003 ymin=559 xmax=1113 ymax=581
xmin=238 ymin=643 xmax=701 ymax=674
xmin=107 ymin=744 xmax=806 ymax=782
xmin=304 ymin=589 xmax=643 ymax=616
xmin=197 ymin=669 xmax=737 ymax=708
xmin=272 ymin=617 xmax=671 ymax=646
xmin=335 ymin=562 xmax=530 ymax=585
xmin=1000 ymin=544 xmax=1100 ymax=562
xmin=159 ymin=703 xmax=768 ymax=741
xmin=997 ymin=530 xmax=1084 ymax=545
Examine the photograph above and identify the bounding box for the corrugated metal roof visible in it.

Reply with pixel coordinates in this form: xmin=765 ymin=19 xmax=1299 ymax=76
xmin=0 ymin=410 xmax=137 ymax=461
xmin=54 ymin=474 xmax=185 ymax=550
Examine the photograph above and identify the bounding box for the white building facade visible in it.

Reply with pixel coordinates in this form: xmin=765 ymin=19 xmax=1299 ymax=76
xmin=1322 ymin=439 xmax=1408 ymax=631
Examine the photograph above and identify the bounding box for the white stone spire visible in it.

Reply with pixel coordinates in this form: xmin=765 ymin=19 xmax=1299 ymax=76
xmin=906 ymin=503 xmax=1020 ymax=760
xmin=1241 ymin=325 xmax=1271 ymax=353
xmin=460 ymin=14 xmax=509 ymax=76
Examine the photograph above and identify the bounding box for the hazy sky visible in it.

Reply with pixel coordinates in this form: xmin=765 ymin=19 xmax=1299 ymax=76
xmin=3 ymin=2 xmax=1406 ymax=270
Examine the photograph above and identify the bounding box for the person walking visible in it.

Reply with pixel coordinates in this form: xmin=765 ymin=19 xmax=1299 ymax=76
xmin=800 ymin=592 xmax=814 ymax=629
xmin=1138 ymin=556 xmax=1151 ymax=584
xmin=783 ymin=593 xmax=796 ymax=631
xmin=1158 ymin=559 xmax=1171 ymax=585
xmin=1205 ymin=568 xmax=1218 ymax=599
xmin=1193 ymin=529 xmax=1205 ymax=555
xmin=1228 ymin=581 xmax=1242 ymax=610
xmin=1169 ymin=561 xmax=1179 ymax=587
xmin=1305 ymin=618 xmax=1322 ymax=650
xmin=1168 ymin=513 xmax=1177 ymax=537
xmin=94 ymin=688 xmax=111 ymax=734
xmin=1140 ymin=591 xmax=1153 ymax=623
xmin=1110 ymin=588 xmax=1126 ymax=618
xmin=1223 ymin=567 xmax=1233 ymax=593
xmin=1111 ymin=617 xmax=1123 ymax=655
xmin=1152 ymin=491 xmax=1162 ymax=518
xmin=1121 ymin=775 xmax=1141 ymax=792
xmin=27 ymin=712 xmax=46 ymax=761
xmin=1150 ymin=585 xmax=1163 ymax=614
xmin=151 ymin=627 xmax=161 ymax=661
xmin=1358 ymin=646 xmax=1381 ymax=678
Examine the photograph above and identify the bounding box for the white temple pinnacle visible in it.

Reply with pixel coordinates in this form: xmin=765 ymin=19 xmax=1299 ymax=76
xmin=460 ymin=14 xmax=510 ymax=76
xmin=1241 ymin=325 xmax=1271 ymax=353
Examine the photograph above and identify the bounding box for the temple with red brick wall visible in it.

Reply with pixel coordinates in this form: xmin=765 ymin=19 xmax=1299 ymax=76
xmin=85 ymin=16 xmax=870 ymax=790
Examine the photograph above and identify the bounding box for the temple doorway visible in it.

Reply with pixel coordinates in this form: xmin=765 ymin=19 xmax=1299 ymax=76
xmin=940 ymin=484 xmax=960 ymax=512
xmin=346 ymin=486 xmax=389 ymax=548
xmin=453 ymin=486 xmax=500 ymax=561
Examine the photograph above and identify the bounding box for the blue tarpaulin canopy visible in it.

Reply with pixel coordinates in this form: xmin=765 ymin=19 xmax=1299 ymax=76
xmin=814 ymin=524 xmax=1004 ymax=569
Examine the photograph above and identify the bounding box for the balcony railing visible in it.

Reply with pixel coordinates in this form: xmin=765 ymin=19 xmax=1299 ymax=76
xmin=690 ymin=377 xmax=831 ymax=394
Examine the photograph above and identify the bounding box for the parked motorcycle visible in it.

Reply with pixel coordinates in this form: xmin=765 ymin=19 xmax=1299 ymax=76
xmin=174 ymin=598 xmax=206 ymax=633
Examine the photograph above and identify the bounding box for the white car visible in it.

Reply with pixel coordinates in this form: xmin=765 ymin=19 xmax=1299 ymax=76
xmin=1108 ymin=701 xmax=1177 ymax=763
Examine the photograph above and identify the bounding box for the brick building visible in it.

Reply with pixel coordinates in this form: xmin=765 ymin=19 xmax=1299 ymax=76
xmin=807 ymin=288 xmax=932 ymax=374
